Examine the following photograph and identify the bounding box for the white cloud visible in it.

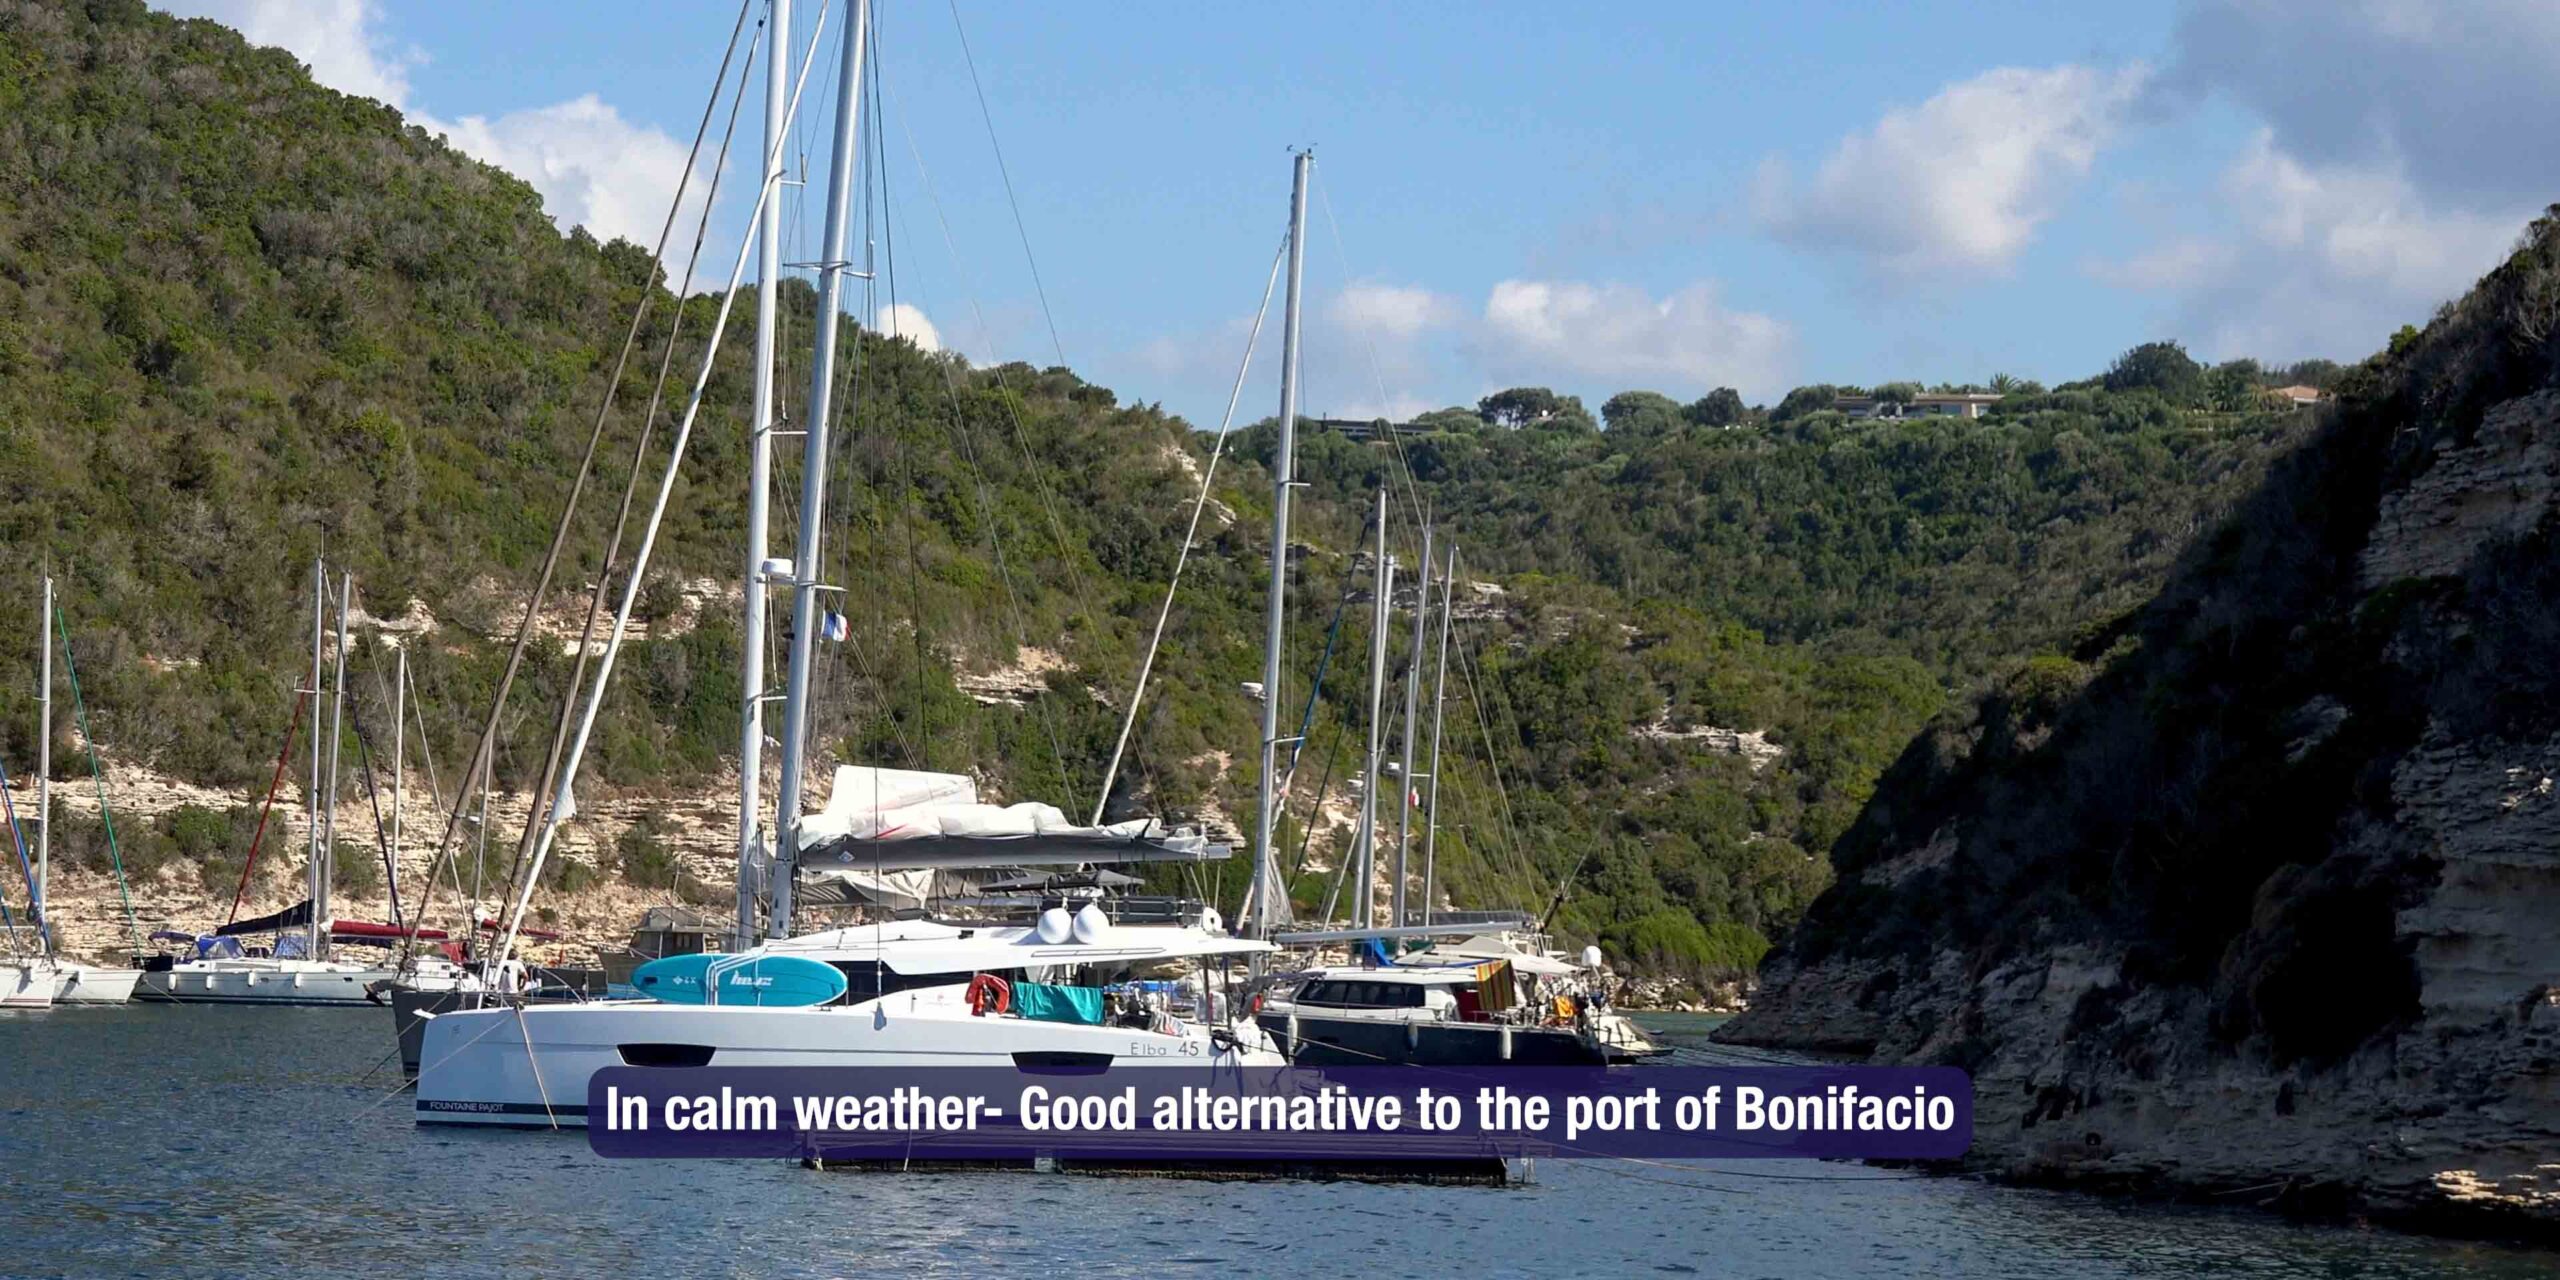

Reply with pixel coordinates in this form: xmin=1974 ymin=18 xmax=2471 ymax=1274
xmin=1329 ymin=281 xmax=1458 ymax=342
xmin=1756 ymin=64 xmax=2148 ymax=277
xmin=166 ymin=1 xmax=702 ymax=255
xmin=420 ymin=97 xmax=695 ymax=251
xmin=164 ymin=0 xmax=415 ymax=107
xmin=874 ymin=302 xmax=942 ymax=353
xmin=2093 ymin=130 xmax=2525 ymax=361
xmin=1478 ymin=280 xmax=1793 ymax=397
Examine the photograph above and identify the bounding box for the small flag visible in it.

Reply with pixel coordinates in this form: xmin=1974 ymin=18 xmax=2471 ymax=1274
xmin=821 ymin=610 xmax=850 ymax=643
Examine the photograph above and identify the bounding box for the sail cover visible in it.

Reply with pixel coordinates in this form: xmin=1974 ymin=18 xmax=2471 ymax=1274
xmin=794 ymin=766 xmax=1229 ymax=870
xmin=216 ymin=899 xmax=314 ymax=937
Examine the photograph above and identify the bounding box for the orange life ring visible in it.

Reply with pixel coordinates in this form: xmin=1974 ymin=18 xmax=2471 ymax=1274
xmin=967 ymin=973 xmax=1012 ymax=1016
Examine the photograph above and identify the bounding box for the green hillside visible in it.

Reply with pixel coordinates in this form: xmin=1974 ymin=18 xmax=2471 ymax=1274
xmin=0 ymin=0 xmax=2306 ymax=983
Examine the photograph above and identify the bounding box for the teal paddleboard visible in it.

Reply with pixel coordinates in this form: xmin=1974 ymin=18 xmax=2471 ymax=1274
xmin=631 ymin=953 xmax=847 ymax=1007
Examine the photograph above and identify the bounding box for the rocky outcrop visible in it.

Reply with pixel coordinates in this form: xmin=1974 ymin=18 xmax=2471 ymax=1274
xmin=1724 ymin=212 xmax=2560 ymax=1239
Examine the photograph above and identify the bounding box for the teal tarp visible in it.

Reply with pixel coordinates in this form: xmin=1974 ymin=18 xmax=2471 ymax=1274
xmin=1011 ymin=982 xmax=1106 ymax=1025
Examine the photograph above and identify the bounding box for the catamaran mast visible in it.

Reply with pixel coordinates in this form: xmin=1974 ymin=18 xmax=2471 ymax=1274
xmin=306 ymin=559 xmax=325 ymax=957
xmin=1246 ymin=150 xmax=1312 ymax=939
xmin=1421 ymin=542 xmax=1455 ymax=927
xmin=35 ymin=576 xmax=50 ymax=952
xmin=769 ymin=0 xmax=871 ymax=940
xmin=1392 ymin=522 xmax=1430 ymax=926
xmin=737 ymin=0 xmax=792 ymax=952
xmin=1356 ymin=487 xmax=1393 ymax=931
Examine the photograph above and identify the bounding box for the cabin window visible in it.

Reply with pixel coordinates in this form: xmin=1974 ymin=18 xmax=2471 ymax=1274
xmin=830 ymin=961 xmax=1011 ymax=1003
xmin=1299 ymin=980 xmax=1426 ymax=1009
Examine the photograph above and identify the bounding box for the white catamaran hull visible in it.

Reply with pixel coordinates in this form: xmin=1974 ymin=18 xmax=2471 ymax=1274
xmin=49 ymin=963 xmax=140 ymax=1004
xmin=0 ymin=961 xmax=54 ymax=1008
xmin=417 ymin=988 xmax=1284 ymax=1127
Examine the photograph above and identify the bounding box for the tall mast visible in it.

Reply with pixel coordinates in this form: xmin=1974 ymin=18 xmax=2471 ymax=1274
xmin=1357 ymin=487 xmax=1393 ymax=931
xmin=769 ymin=0 xmax=871 ymax=939
xmin=1421 ymin=543 xmax=1455 ymax=927
xmin=1392 ymin=521 xmax=1430 ymax=926
xmin=1246 ymin=150 xmax=1311 ymax=939
xmin=34 ymin=576 xmax=50 ymax=953
xmin=736 ymin=0 xmax=792 ymax=951
xmin=306 ymin=559 xmax=325 ymax=957
xmin=320 ymin=569 xmax=352 ymax=955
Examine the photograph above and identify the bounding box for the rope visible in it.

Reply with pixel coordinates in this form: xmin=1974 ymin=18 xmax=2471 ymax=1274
xmin=226 ymin=688 xmax=308 ymax=926
xmin=943 ymin=0 xmax=1067 ymax=370
xmin=53 ymin=604 xmax=140 ymax=951
xmin=499 ymin=14 xmax=763 ymax=924
xmin=0 ymin=755 xmax=44 ymax=954
xmin=403 ymin=0 xmax=761 ymax=974
xmin=1090 ymin=233 xmax=1290 ymax=823
xmin=498 ymin=3 xmax=836 ymax=964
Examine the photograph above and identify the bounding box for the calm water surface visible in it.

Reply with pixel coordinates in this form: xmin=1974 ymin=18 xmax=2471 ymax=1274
xmin=0 ymin=1006 xmax=2547 ymax=1279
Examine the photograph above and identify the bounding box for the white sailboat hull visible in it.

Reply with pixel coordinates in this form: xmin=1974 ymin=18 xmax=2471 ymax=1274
xmin=0 ymin=961 xmax=55 ymax=1008
xmin=416 ymin=987 xmax=1285 ymax=1127
xmin=50 ymin=963 xmax=140 ymax=1004
xmin=134 ymin=957 xmax=462 ymax=1006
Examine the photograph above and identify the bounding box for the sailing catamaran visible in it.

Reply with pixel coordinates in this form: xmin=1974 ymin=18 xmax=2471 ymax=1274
xmin=416 ymin=0 xmax=1297 ymax=1127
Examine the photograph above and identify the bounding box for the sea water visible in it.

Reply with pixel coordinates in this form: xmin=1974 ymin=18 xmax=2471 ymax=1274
xmin=0 ymin=1007 xmax=2546 ymax=1279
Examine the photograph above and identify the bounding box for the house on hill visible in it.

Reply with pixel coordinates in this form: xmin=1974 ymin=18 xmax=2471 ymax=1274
xmin=1834 ymin=392 xmax=2004 ymax=421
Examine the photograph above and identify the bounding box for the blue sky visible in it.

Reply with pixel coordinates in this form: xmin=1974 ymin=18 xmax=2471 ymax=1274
xmin=162 ymin=1 xmax=2557 ymax=427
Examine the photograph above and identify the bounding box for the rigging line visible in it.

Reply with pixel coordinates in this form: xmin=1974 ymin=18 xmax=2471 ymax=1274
xmin=407 ymin=0 xmax=762 ymax=971
xmin=341 ymin=663 xmax=407 ymax=930
xmin=50 ymin=604 xmax=140 ymax=951
xmin=0 ymin=757 xmax=43 ymax=954
xmin=496 ymin=0 xmax=837 ymax=964
xmin=1449 ymin=609 xmax=1537 ymax=896
xmin=1286 ymin=708 xmax=1348 ymax=885
xmin=1313 ymin=177 xmax=1438 ymax=553
xmin=942 ymin=0 xmax=1067 ymax=369
xmin=1464 ymin=595 xmax=1546 ymax=892
xmin=880 ymin=76 xmax=1105 ymax=707
xmin=493 ymin=21 xmax=762 ymax=929
xmin=878 ymin=74 xmax=1084 ymax=814
xmin=1090 ymin=232 xmax=1289 ymax=824
xmin=224 ymin=689 xmax=309 ymax=928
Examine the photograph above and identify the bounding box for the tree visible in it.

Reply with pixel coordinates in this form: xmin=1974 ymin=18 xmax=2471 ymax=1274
xmin=1684 ymin=386 xmax=1746 ymax=428
xmin=1479 ymin=386 xmax=1568 ymax=429
xmin=2103 ymin=340 xmax=2205 ymax=403
xmin=1602 ymin=390 xmax=1683 ymax=435
xmin=2206 ymin=358 xmax=2264 ymax=412
xmin=1770 ymin=384 xmax=1839 ymax=423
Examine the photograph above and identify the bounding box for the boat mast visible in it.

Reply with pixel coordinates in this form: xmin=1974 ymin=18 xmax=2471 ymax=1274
xmin=320 ymin=569 xmax=352 ymax=955
xmin=34 ymin=576 xmax=49 ymax=954
xmin=736 ymin=0 xmax=792 ymax=952
xmin=1356 ymin=487 xmax=1393 ymax=932
xmin=1392 ymin=521 xmax=1430 ymax=926
xmin=1246 ymin=150 xmax=1311 ymax=939
xmin=306 ymin=559 xmax=325 ymax=958
xmin=769 ymin=0 xmax=871 ymax=940
xmin=1421 ymin=542 xmax=1455 ymax=927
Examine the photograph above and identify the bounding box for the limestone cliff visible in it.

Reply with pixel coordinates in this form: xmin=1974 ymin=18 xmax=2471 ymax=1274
xmin=1722 ymin=210 xmax=2560 ymax=1238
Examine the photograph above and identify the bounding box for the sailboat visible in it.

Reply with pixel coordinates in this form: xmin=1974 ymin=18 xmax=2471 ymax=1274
xmin=416 ymin=0 xmax=1289 ymax=1126
xmin=1218 ymin=179 xmax=1661 ymax=1066
xmin=3 ymin=576 xmax=141 ymax=1005
xmin=134 ymin=562 xmax=469 ymax=1005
